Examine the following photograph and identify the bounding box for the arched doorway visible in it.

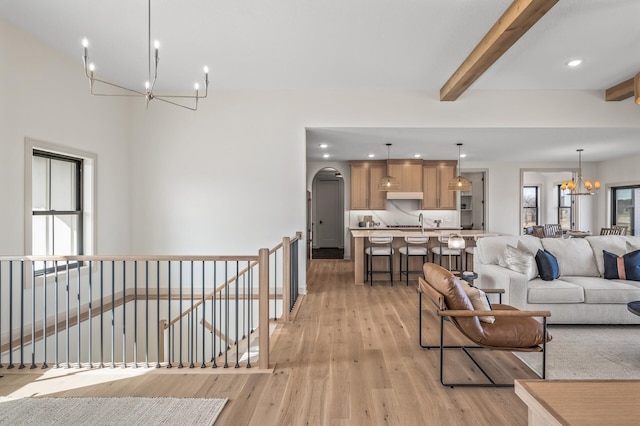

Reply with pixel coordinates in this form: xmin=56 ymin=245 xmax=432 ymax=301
xmin=311 ymin=168 xmax=345 ymax=259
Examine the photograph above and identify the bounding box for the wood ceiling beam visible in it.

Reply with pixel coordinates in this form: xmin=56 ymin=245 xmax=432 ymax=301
xmin=605 ymin=75 xmax=635 ymax=101
xmin=605 ymin=73 xmax=640 ymax=104
xmin=440 ymin=0 xmax=559 ymax=101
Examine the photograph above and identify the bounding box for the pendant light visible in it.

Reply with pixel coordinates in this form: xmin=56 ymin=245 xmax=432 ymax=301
xmin=448 ymin=143 xmax=472 ymax=191
xmin=378 ymin=143 xmax=400 ymax=191
xmin=560 ymin=149 xmax=600 ymax=195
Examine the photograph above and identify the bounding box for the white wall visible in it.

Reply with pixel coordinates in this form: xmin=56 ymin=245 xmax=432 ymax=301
xmin=0 ymin=19 xmax=131 ymax=255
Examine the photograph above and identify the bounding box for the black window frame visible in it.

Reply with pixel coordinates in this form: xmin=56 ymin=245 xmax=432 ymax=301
xmin=557 ymin=184 xmax=573 ymax=230
xmin=32 ymin=149 xmax=83 ymax=274
xmin=611 ymin=185 xmax=639 ymax=236
xmin=523 ymin=186 xmax=540 ymax=229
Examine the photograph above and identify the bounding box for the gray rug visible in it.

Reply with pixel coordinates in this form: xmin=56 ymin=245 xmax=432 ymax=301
xmin=0 ymin=396 xmax=227 ymax=425
xmin=515 ymin=325 xmax=640 ymax=379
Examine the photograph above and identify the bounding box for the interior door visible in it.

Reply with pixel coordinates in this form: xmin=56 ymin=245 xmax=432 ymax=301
xmin=316 ymin=179 xmax=342 ymax=248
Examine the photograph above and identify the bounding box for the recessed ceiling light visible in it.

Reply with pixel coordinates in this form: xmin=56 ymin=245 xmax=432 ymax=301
xmin=459 ymin=154 xmax=467 ymax=158
xmin=367 ymin=154 xmax=375 ymax=158
xmin=567 ymin=59 xmax=582 ymax=67
xmin=319 ymin=143 xmax=328 ymax=149
xmin=413 ymin=154 xmax=421 ymax=158
xmin=322 ymin=153 xmax=330 ymax=158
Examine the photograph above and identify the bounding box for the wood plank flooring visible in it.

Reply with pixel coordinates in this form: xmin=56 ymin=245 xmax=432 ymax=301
xmin=0 ymin=259 xmax=534 ymax=425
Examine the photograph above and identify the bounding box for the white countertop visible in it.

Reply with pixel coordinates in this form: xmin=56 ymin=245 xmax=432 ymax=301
xmin=350 ymin=229 xmax=494 ymax=238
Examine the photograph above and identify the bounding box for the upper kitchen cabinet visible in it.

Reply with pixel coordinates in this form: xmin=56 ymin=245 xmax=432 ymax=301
xmin=386 ymin=160 xmax=423 ymax=192
xmin=350 ymin=160 xmax=387 ymax=210
xmin=422 ymin=160 xmax=457 ymax=210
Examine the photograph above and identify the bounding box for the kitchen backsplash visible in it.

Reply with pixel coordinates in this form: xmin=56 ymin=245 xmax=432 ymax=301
xmin=349 ymin=200 xmax=459 ymax=228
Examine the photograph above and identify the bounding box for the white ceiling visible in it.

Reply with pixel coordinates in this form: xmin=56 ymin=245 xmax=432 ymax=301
xmin=2 ymin=0 xmax=639 ymax=162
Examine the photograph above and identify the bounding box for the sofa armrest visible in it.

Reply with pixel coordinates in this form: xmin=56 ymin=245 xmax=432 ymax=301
xmin=476 ymin=264 xmax=529 ymax=308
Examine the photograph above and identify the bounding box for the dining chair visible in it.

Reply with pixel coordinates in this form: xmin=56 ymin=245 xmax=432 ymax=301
xmin=544 ymin=224 xmax=562 ymax=238
xmin=532 ymin=226 xmax=545 ymax=238
xmin=612 ymin=225 xmax=628 ymax=236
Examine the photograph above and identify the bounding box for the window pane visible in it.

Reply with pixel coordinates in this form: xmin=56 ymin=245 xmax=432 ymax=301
xmin=523 ymin=209 xmax=537 ymax=227
xmin=559 ymin=193 xmax=572 ymax=208
xmin=559 ymin=208 xmax=571 ymax=229
xmin=50 ymin=159 xmax=77 ymax=211
xmin=53 ymin=215 xmax=79 ymax=255
xmin=32 ymin=156 xmax=48 ymax=211
xmin=32 ymin=215 xmax=52 ymax=256
xmin=523 ymin=187 xmax=538 ymax=207
xmin=614 ymin=188 xmax=634 ymax=235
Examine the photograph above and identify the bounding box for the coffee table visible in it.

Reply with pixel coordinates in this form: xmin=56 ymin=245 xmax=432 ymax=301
xmin=628 ymin=301 xmax=640 ymax=316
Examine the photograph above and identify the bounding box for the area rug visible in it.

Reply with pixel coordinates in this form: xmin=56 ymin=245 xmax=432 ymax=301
xmin=0 ymin=396 xmax=227 ymax=425
xmin=515 ymin=325 xmax=640 ymax=379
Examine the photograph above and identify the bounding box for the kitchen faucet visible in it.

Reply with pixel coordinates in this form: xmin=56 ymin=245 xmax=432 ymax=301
xmin=418 ymin=213 xmax=424 ymax=234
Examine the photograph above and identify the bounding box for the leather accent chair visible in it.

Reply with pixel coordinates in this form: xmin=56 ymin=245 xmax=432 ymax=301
xmin=418 ymin=262 xmax=552 ymax=387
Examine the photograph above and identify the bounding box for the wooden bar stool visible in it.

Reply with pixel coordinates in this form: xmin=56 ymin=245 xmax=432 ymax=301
xmin=365 ymin=235 xmax=394 ymax=286
xmin=398 ymin=236 xmax=429 ymax=285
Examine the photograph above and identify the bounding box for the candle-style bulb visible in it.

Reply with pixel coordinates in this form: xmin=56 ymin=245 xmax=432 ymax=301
xmin=82 ymin=38 xmax=89 ymax=48
xmin=203 ymin=65 xmax=209 ymax=74
xmin=145 ymin=81 xmax=150 ymax=90
xmin=154 ymin=40 xmax=160 ymax=49
xmin=194 ymin=83 xmax=199 ymax=90
xmin=89 ymin=63 xmax=95 ymax=71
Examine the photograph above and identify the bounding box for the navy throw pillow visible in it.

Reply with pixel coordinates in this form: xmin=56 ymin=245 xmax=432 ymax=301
xmin=535 ymin=249 xmax=560 ymax=281
xmin=603 ymin=249 xmax=640 ymax=281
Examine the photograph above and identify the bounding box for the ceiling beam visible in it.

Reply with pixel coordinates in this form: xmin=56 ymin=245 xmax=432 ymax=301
xmin=440 ymin=0 xmax=559 ymax=101
xmin=636 ymin=73 xmax=640 ymax=105
xmin=605 ymin=75 xmax=635 ymax=101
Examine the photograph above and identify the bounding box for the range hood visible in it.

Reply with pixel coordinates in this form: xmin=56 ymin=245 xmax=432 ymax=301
xmin=386 ymin=192 xmax=424 ymax=200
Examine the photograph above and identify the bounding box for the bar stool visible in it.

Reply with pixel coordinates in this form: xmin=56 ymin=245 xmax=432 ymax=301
xmin=365 ymin=235 xmax=394 ymax=286
xmin=431 ymin=234 xmax=462 ymax=271
xmin=398 ymin=236 xmax=429 ymax=285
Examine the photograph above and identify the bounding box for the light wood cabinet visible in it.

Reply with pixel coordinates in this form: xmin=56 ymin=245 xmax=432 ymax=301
xmin=350 ymin=161 xmax=387 ymax=210
xmin=387 ymin=160 xmax=423 ymax=192
xmin=422 ymin=160 xmax=457 ymax=210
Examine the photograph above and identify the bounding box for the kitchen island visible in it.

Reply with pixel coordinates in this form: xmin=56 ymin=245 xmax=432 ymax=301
xmin=351 ymin=229 xmax=494 ymax=284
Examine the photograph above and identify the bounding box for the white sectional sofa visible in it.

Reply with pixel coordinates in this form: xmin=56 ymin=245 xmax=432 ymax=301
xmin=475 ymin=235 xmax=640 ymax=324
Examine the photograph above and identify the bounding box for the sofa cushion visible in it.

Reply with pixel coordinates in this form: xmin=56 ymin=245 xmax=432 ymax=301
xmin=562 ymin=276 xmax=640 ymax=304
xmin=576 ymin=235 xmax=640 ymax=277
xmin=476 ymin=235 xmax=542 ymax=266
xmin=603 ymin=249 xmax=640 ymax=281
xmin=462 ymin=284 xmax=495 ymax=323
xmin=502 ymin=244 xmax=538 ymax=280
xmin=535 ymin=249 xmax=560 ymax=281
xmin=527 ymin=278 xmax=584 ymax=303
xmin=541 ymin=237 xmax=599 ymax=277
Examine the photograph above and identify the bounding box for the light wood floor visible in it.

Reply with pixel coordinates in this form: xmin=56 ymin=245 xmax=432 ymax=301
xmin=0 ymin=260 xmax=535 ymax=425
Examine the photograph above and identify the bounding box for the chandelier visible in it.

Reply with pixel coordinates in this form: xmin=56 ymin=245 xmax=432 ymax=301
xmin=81 ymin=0 xmax=208 ymax=111
xmin=561 ymin=149 xmax=600 ymax=195
xmin=378 ymin=143 xmax=400 ymax=191
xmin=448 ymin=143 xmax=472 ymax=192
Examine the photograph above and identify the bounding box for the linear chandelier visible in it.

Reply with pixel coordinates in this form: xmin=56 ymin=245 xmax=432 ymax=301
xmin=561 ymin=149 xmax=600 ymax=196
xmin=81 ymin=0 xmax=208 ymax=111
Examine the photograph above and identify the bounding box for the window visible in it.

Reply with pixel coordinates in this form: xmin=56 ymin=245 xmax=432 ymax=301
xmin=557 ymin=185 xmax=573 ymax=230
xmin=32 ymin=150 xmax=83 ymax=256
xmin=612 ymin=185 xmax=640 ymax=236
xmin=523 ymin=186 xmax=539 ymax=228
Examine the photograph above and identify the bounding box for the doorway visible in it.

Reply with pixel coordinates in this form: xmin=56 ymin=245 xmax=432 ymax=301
xmin=460 ymin=171 xmax=486 ymax=230
xmin=312 ymin=168 xmax=344 ymax=259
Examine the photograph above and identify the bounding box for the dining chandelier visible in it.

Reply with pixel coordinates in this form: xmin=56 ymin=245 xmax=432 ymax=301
xmin=561 ymin=149 xmax=600 ymax=195
xmin=81 ymin=0 xmax=208 ymax=111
